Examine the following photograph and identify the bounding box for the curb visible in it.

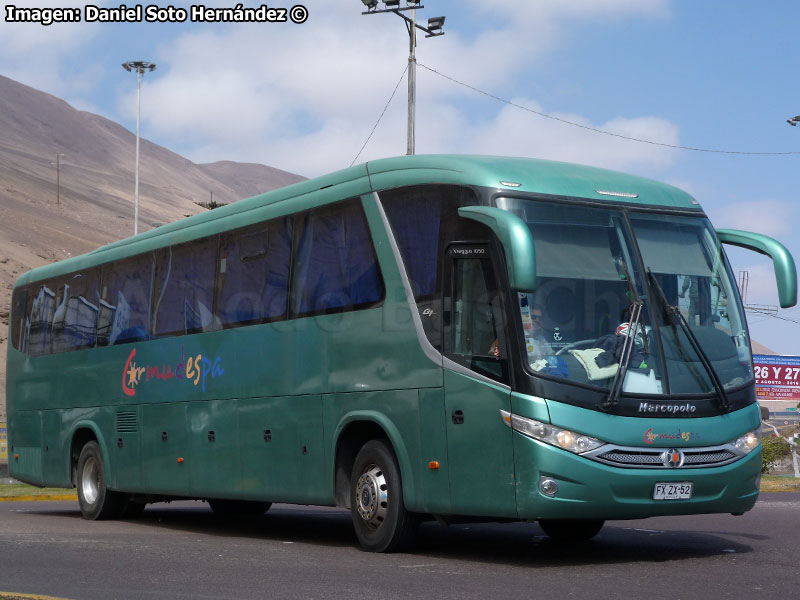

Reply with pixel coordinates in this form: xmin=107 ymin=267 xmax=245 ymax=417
xmin=1 ymin=592 xmax=76 ymax=600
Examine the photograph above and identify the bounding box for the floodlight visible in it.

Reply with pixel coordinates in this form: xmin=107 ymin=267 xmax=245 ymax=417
xmin=427 ymin=15 xmax=445 ymax=31
xmin=383 ymin=0 xmax=401 ymax=7
xmin=122 ymin=61 xmax=156 ymax=73
xmin=361 ymin=0 xmax=378 ymax=8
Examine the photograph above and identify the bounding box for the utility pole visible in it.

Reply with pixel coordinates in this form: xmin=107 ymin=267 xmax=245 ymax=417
xmin=360 ymin=1 xmax=445 ymax=155
xmin=407 ymin=5 xmax=416 ymax=155
xmin=50 ymin=153 xmax=65 ymax=205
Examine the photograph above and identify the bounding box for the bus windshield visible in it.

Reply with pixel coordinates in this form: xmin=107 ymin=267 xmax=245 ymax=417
xmin=496 ymin=197 xmax=752 ymax=397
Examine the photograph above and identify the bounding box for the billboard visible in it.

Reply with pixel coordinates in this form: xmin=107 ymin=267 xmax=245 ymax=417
xmin=753 ymin=354 xmax=800 ymax=412
xmin=0 ymin=422 xmax=6 ymax=460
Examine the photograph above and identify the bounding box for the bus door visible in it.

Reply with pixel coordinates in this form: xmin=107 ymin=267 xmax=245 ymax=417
xmin=442 ymin=244 xmax=516 ymax=517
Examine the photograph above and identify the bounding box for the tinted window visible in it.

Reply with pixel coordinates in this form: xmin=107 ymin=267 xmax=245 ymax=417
xmin=446 ymin=252 xmax=509 ymax=384
xmin=380 ymin=184 xmax=484 ymax=351
xmin=152 ymin=237 xmax=218 ymax=337
xmin=291 ymin=199 xmax=383 ymax=316
xmin=99 ymin=252 xmax=155 ymax=345
xmin=10 ymin=287 xmax=27 ymax=351
xmin=51 ymin=270 xmax=100 ymax=352
xmin=218 ymin=217 xmax=291 ymax=327
xmin=26 ymin=283 xmax=57 ymax=356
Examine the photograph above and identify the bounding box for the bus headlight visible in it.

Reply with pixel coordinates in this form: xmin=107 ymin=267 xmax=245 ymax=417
xmin=732 ymin=428 xmax=761 ymax=455
xmin=500 ymin=410 xmax=606 ymax=454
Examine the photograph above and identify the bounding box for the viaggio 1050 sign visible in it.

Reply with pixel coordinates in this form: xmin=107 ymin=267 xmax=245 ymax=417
xmin=753 ymin=353 xmax=800 ymax=412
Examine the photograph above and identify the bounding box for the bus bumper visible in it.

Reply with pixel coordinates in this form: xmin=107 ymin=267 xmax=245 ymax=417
xmin=513 ymin=434 xmax=761 ymax=520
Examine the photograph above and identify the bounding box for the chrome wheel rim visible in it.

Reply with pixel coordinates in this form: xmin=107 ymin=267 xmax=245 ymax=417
xmin=355 ymin=464 xmax=388 ymax=529
xmin=81 ymin=456 xmax=100 ymax=505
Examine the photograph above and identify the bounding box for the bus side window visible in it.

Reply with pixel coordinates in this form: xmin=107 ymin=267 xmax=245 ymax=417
xmin=10 ymin=287 xmax=28 ymax=353
xmin=100 ymin=253 xmax=155 ymax=345
xmin=217 ymin=217 xmax=291 ymax=327
xmin=290 ymin=199 xmax=383 ymax=317
xmin=51 ymin=270 xmax=100 ymax=352
xmin=152 ymin=237 xmax=218 ymax=337
xmin=380 ymin=184 xmax=483 ymax=353
xmin=28 ymin=283 xmax=56 ymax=356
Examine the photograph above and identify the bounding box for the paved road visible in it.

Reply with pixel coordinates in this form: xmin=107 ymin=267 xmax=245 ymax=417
xmin=1 ymin=494 xmax=798 ymax=600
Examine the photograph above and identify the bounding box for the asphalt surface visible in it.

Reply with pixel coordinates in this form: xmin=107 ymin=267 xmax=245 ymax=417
xmin=0 ymin=494 xmax=798 ymax=600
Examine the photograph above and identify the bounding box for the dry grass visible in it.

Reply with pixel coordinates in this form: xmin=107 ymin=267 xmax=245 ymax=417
xmin=760 ymin=475 xmax=800 ymax=492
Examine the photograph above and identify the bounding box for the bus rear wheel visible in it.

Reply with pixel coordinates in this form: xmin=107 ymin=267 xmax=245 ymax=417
xmin=538 ymin=518 xmax=605 ymax=542
xmin=76 ymin=441 xmax=126 ymax=520
xmin=350 ymin=439 xmax=416 ymax=553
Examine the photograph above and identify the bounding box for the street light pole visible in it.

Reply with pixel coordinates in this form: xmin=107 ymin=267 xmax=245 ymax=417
xmin=361 ymin=1 xmax=445 ymax=156
xmin=122 ymin=60 xmax=156 ymax=236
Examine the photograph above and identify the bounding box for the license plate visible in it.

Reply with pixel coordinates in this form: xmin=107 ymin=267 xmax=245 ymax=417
xmin=653 ymin=482 xmax=693 ymax=500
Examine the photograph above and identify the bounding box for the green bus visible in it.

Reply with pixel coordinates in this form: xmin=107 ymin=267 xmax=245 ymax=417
xmin=6 ymin=155 xmax=797 ymax=552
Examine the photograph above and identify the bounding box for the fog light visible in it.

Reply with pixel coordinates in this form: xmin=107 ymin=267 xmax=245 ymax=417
xmin=539 ymin=476 xmax=558 ymax=497
xmin=755 ymin=472 xmax=761 ymax=491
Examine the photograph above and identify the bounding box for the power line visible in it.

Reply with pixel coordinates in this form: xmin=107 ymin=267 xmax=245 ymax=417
xmin=351 ymin=63 xmax=409 ymax=167
xmin=748 ymin=309 xmax=800 ymax=326
xmin=417 ymin=62 xmax=800 ymax=157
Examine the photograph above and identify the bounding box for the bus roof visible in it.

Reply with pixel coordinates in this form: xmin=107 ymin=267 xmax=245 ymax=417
xmin=364 ymin=155 xmax=699 ymax=210
xmin=14 ymin=155 xmax=701 ymax=287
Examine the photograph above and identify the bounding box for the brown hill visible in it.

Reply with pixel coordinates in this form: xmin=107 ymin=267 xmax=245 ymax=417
xmin=0 ymin=73 xmax=305 ymax=420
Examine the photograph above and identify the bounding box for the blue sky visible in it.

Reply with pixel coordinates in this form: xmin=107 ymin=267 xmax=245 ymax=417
xmin=1 ymin=0 xmax=799 ymax=353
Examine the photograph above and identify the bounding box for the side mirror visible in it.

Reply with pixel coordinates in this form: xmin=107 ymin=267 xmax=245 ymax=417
xmin=458 ymin=206 xmax=536 ymax=291
xmin=716 ymin=229 xmax=797 ymax=308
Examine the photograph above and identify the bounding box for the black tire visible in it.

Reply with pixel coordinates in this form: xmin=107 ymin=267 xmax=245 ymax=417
xmin=208 ymin=499 xmax=272 ymax=517
xmin=350 ymin=439 xmax=417 ymax=553
xmin=538 ymin=518 xmax=605 ymax=542
xmin=76 ymin=441 xmax=126 ymax=520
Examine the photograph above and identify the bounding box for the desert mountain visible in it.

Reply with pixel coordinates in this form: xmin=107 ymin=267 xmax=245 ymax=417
xmin=0 ymin=73 xmax=305 ymax=419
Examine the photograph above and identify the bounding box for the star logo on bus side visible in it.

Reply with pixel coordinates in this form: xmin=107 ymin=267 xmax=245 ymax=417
xmin=127 ymin=362 xmax=144 ymax=388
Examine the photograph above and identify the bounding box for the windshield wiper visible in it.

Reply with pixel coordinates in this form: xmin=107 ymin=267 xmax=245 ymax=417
xmin=613 ymin=256 xmax=649 ymax=354
xmin=601 ymin=300 xmax=643 ymax=411
xmin=601 ymin=256 xmax=648 ymax=411
xmin=646 ymin=269 xmax=730 ymax=412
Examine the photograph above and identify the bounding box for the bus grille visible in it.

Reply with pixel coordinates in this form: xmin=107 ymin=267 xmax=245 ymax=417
xmin=586 ymin=446 xmax=740 ymax=469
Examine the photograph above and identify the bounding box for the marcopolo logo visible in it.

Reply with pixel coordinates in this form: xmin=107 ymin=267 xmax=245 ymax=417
xmin=638 ymin=402 xmax=697 ymax=415
xmin=122 ymin=346 xmax=224 ymax=397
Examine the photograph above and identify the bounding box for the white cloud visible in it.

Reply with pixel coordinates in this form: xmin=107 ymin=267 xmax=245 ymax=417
xmin=456 ymin=100 xmax=679 ymax=171
xmin=0 ymin=1 xmax=100 ymax=97
xmin=459 ymin=0 xmax=671 ymax=28
xmin=119 ymin=0 xmax=679 ymax=177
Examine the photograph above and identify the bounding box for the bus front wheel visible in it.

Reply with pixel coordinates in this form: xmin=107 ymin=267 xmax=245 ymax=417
xmin=350 ymin=439 xmax=416 ymax=552
xmin=76 ymin=441 xmax=126 ymax=520
xmin=538 ymin=518 xmax=605 ymax=542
